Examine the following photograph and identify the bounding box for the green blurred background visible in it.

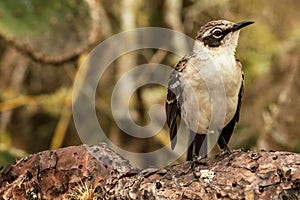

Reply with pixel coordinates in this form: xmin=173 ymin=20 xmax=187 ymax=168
xmin=0 ymin=0 xmax=299 ymax=168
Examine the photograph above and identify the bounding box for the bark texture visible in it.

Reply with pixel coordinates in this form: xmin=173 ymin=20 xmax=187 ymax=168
xmin=0 ymin=144 xmax=300 ymax=199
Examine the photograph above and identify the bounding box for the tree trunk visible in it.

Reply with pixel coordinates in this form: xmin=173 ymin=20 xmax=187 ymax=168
xmin=1 ymin=144 xmax=300 ymax=199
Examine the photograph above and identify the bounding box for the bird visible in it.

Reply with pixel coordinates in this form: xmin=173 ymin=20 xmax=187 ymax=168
xmin=166 ymin=20 xmax=254 ymax=161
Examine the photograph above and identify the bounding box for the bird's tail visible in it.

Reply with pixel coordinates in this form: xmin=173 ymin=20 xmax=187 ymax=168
xmin=187 ymin=131 xmax=207 ymax=161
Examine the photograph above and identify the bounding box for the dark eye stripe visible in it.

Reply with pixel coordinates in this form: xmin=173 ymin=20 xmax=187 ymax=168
xmin=202 ymin=35 xmax=222 ymax=47
xmin=201 ymin=28 xmax=232 ymax=47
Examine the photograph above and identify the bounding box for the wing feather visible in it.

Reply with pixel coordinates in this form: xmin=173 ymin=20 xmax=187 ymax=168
xmin=218 ymin=59 xmax=244 ymax=148
xmin=166 ymin=53 xmax=194 ymax=149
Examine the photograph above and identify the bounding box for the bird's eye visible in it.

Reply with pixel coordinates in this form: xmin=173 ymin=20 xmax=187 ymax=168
xmin=212 ymin=28 xmax=223 ymax=38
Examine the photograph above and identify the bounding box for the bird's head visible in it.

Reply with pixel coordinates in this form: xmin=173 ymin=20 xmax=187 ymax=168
xmin=194 ymin=20 xmax=254 ymax=57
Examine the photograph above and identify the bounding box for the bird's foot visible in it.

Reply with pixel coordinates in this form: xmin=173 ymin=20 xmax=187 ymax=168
xmin=192 ymin=153 xmax=208 ymax=163
xmin=221 ymin=145 xmax=232 ymax=155
xmin=216 ymin=145 xmax=232 ymax=159
xmin=193 ymin=155 xmax=203 ymax=162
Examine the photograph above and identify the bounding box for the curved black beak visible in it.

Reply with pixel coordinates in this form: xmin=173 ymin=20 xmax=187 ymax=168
xmin=232 ymin=20 xmax=254 ymax=32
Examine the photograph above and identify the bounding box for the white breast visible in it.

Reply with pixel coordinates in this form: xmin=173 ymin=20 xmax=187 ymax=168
xmin=180 ymin=55 xmax=242 ymax=133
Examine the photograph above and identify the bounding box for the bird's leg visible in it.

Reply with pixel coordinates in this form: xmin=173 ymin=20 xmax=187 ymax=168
xmin=191 ymin=139 xmax=202 ymax=161
xmin=218 ymin=129 xmax=232 ymax=155
xmin=187 ymin=131 xmax=195 ymax=161
xmin=220 ymin=137 xmax=232 ymax=155
xmin=194 ymin=134 xmax=207 ymax=160
xmin=198 ymin=134 xmax=208 ymax=158
xmin=192 ymin=148 xmax=199 ymax=161
xmin=187 ymin=132 xmax=207 ymax=161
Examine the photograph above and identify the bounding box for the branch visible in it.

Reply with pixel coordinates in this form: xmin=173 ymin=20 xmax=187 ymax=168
xmin=1 ymin=144 xmax=300 ymax=199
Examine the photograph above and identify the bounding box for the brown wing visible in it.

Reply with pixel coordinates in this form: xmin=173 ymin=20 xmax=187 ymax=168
xmin=166 ymin=73 xmax=181 ymax=150
xmin=218 ymin=59 xmax=244 ymax=149
xmin=166 ymin=53 xmax=194 ymax=149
